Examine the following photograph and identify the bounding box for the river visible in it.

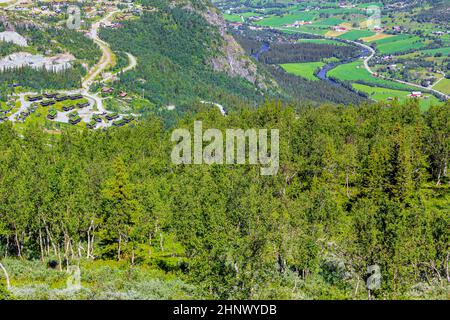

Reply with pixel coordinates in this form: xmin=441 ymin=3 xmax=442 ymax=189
xmin=251 ymin=42 xmax=270 ymax=61
xmin=316 ymin=47 xmax=370 ymax=86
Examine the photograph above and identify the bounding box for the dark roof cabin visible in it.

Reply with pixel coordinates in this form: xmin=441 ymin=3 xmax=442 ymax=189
xmin=55 ymin=95 xmax=69 ymax=102
xmin=86 ymin=121 xmax=97 ymax=129
xmin=44 ymin=93 xmax=58 ymax=99
xmin=63 ymin=105 xmax=75 ymax=112
xmin=27 ymin=95 xmax=43 ymax=102
xmin=77 ymin=102 xmax=90 ymax=108
xmin=69 ymin=116 xmax=81 ymax=125
xmin=69 ymin=94 xmax=83 ymax=100
xmin=105 ymin=113 xmax=119 ymax=121
xmin=47 ymin=109 xmax=57 ymax=120
xmin=113 ymin=119 xmax=126 ymax=127
xmin=41 ymin=100 xmax=55 ymax=107
xmin=123 ymin=115 xmax=134 ymax=123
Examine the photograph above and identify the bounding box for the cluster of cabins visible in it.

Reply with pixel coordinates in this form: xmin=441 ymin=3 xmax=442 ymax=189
xmin=25 ymin=93 xmax=89 ymax=122
xmin=27 ymin=93 xmax=90 ymax=109
xmin=0 ymin=105 xmax=14 ymax=122
xmin=86 ymin=113 xmax=134 ymax=129
xmin=16 ymin=103 xmax=38 ymax=122
xmin=24 ymin=92 xmax=135 ymax=128
xmin=101 ymin=87 xmax=128 ymax=98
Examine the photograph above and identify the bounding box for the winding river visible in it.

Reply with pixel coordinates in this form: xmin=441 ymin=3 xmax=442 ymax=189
xmin=316 ymin=46 xmax=371 ymax=86
xmin=252 ymin=39 xmax=371 ymax=91
xmin=251 ymin=42 xmax=270 ymax=61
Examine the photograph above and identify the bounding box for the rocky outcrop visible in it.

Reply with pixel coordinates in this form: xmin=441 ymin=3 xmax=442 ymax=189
xmin=176 ymin=0 xmax=273 ymax=90
xmin=202 ymin=6 xmax=272 ymax=89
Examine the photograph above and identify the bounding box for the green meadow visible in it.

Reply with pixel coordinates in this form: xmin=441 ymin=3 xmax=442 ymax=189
xmin=373 ymin=35 xmax=428 ymax=55
xmin=223 ymin=14 xmax=243 ymax=22
xmin=313 ymin=17 xmax=345 ymax=27
xmin=433 ymin=78 xmax=450 ymax=95
xmin=256 ymin=12 xmax=318 ymax=27
xmin=280 ymin=62 xmax=325 ymax=81
xmin=338 ymin=30 xmax=375 ymax=41
xmin=297 ymin=38 xmax=346 ymax=46
xmin=418 ymin=47 xmax=450 ymax=56
xmin=352 ymin=83 xmax=441 ymax=111
xmin=328 ymin=61 xmax=417 ymax=91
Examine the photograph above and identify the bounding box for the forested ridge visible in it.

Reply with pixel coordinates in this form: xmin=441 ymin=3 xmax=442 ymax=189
xmin=0 ymin=100 xmax=449 ymax=299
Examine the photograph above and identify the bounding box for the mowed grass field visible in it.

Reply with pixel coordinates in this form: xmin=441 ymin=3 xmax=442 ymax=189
xmin=313 ymin=17 xmax=345 ymax=27
xmin=280 ymin=62 xmax=325 ymax=80
xmin=361 ymin=33 xmax=394 ymax=42
xmin=223 ymin=14 xmax=242 ymax=22
xmin=256 ymin=12 xmax=317 ymax=27
xmin=353 ymin=83 xmax=442 ymax=111
xmin=328 ymin=60 xmax=416 ymax=91
xmin=337 ymin=30 xmax=376 ymax=41
xmin=373 ymin=35 xmax=428 ymax=54
xmin=297 ymin=38 xmax=346 ymax=46
xmin=418 ymin=47 xmax=450 ymax=56
xmin=279 ymin=25 xmax=330 ymax=36
xmin=433 ymin=78 xmax=450 ymax=95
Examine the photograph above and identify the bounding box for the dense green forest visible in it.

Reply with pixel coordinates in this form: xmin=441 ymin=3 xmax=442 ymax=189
xmin=0 ymin=100 xmax=449 ymax=299
xmin=0 ymin=66 xmax=83 ymax=91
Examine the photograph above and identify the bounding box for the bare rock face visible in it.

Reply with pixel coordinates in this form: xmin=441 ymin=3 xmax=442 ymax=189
xmin=172 ymin=0 xmax=274 ymax=89
xmin=201 ymin=6 xmax=270 ymax=89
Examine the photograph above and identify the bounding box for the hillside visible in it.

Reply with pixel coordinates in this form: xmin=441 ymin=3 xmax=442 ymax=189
xmin=99 ymin=0 xmax=275 ymax=109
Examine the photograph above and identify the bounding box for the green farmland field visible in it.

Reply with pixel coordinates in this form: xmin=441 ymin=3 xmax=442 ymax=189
xmin=223 ymin=14 xmax=243 ymax=22
xmin=280 ymin=62 xmax=325 ymax=80
xmin=353 ymin=83 xmax=442 ymax=111
xmin=374 ymin=36 xmax=428 ymax=55
xmin=313 ymin=17 xmax=345 ymax=27
xmin=433 ymin=78 xmax=450 ymax=95
xmin=256 ymin=12 xmax=318 ymax=27
xmin=338 ymin=30 xmax=376 ymax=41
xmin=297 ymin=38 xmax=346 ymax=46
xmin=418 ymin=47 xmax=450 ymax=56
xmin=277 ymin=26 xmax=329 ymax=36
xmin=328 ymin=61 xmax=416 ymax=91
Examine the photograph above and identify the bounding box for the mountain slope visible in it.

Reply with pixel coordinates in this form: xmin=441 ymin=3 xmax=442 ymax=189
xmin=99 ymin=0 xmax=274 ymax=108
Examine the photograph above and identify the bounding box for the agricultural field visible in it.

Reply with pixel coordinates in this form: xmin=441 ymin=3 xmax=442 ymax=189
xmin=328 ymin=61 xmax=416 ymax=91
xmin=417 ymin=47 xmax=450 ymax=56
xmin=255 ymin=12 xmax=317 ymax=27
xmin=219 ymin=0 xmax=450 ymax=104
xmin=433 ymin=78 xmax=450 ymax=95
xmin=312 ymin=18 xmax=345 ymax=27
xmin=352 ymin=83 xmax=442 ymax=111
xmin=297 ymin=38 xmax=345 ymax=46
xmin=280 ymin=62 xmax=325 ymax=81
xmin=337 ymin=30 xmax=376 ymax=41
xmin=372 ymin=36 xmax=429 ymax=55
xmin=223 ymin=14 xmax=243 ymax=22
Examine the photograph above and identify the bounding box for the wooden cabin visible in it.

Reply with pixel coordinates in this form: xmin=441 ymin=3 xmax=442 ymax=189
xmin=105 ymin=113 xmax=119 ymax=121
xmin=44 ymin=93 xmax=58 ymax=99
xmin=41 ymin=100 xmax=55 ymax=107
xmin=55 ymin=95 xmax=69 ymax=102
xmin=77 ymin=102 xmax=90 ymax=108
xmin=27 ymin=95 xmax=43 ymax=102
xmin=63 ymin=105 xmax=75 ymax=112
xmin=69 ymin=94 xmax=83 ymax=100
